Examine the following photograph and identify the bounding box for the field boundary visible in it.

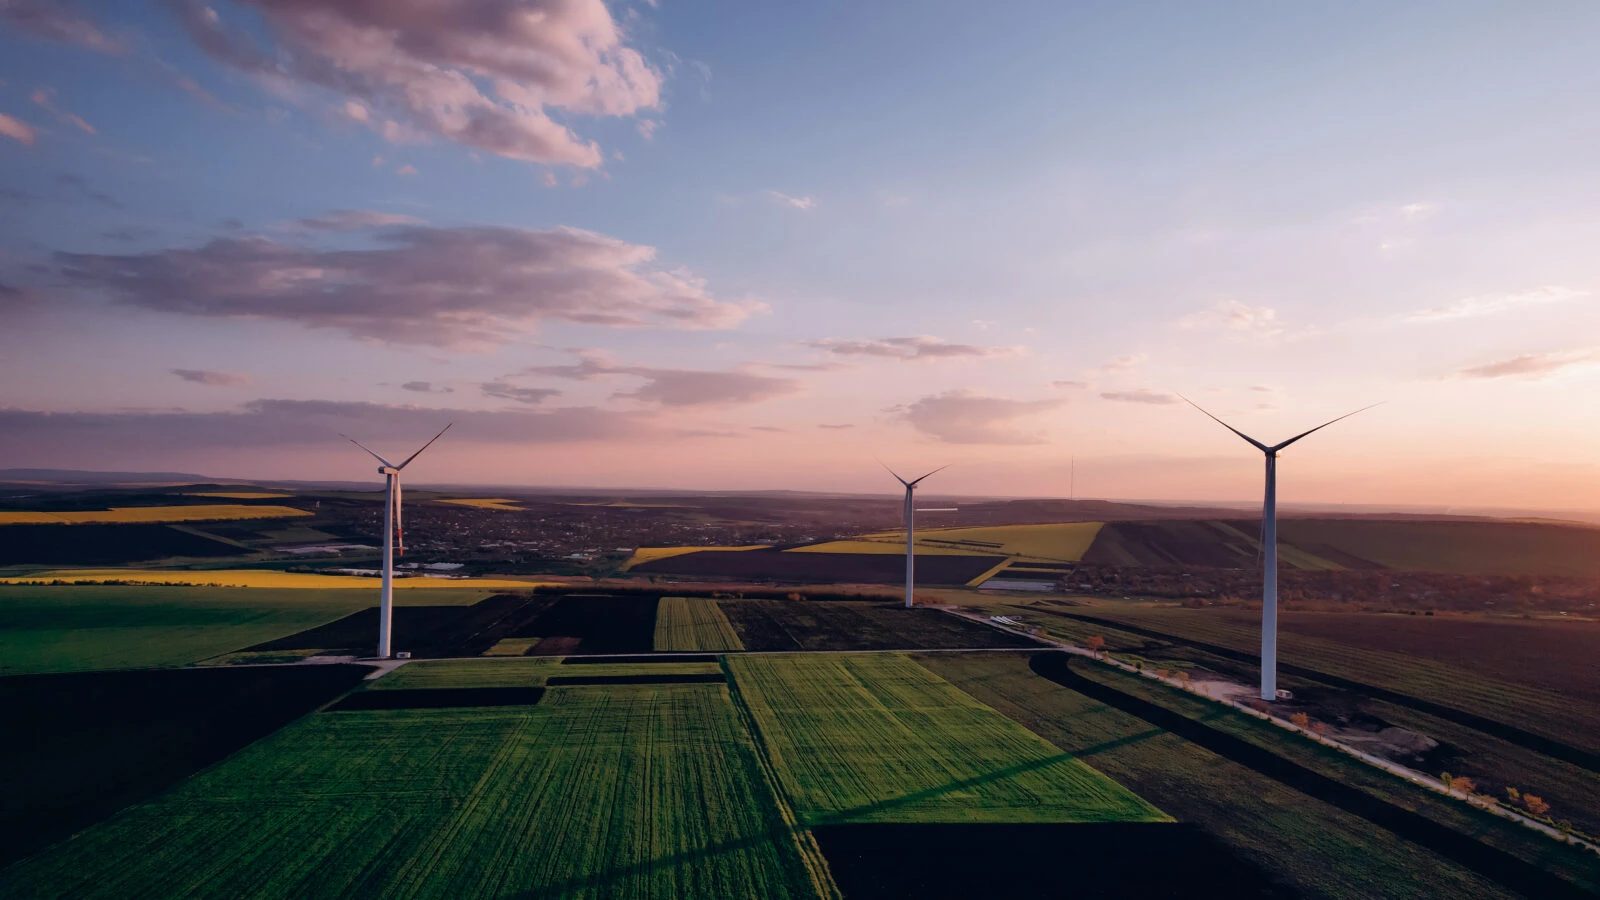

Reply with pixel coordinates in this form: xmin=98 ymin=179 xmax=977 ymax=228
xmin=1030 ymin=653 xmax=1595 ymax=900
xmin=720 ymin=657 xmax=843 ymax=900
xmin=1054 ymin=610 xmax=1600 ymax=772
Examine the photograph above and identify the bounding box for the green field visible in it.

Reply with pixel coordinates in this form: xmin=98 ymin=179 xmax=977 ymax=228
xmin=654 ymin=597 xmax=744 ymax=651
xmin=726 ymin=653 xmax=1165 ymax=825
xmin=371 ymin=657 xmax=724 ymax=690
xmin=919 ymin=652 xmax=1525 ymax=899
xmin=0 ymin=586 xmax=495 ymax=675
xmin=0 ymin=684 xmax=831 ymax=899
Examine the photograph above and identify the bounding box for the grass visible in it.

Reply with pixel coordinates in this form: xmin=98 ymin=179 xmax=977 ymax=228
xmin=1276 ymin=519 xmax=1600 ymax=577
xmin=370 ymin=658 xmax=723 ymax=690
xmin=919 ymin=652 xmax=1520 ymax=899
xmin=718 ymin=600 xmax=1036 ymax=652
xmin=621 ymin=545 xmax=767 ymax=569
xmin=725 ymin=653 xmax=1165 ymax=825
xmin=0 ymin=685 xmax=831 ymax=899
xmin=0 ymin=505 xmax=310 ymax=525
xmin=655 ymin=597 xmax=745 ymax=651
xmin=436 ymin=498 xmax=522 ymax=510
xmin=0 ymin=585 xmax=494 ymax=674
xmin=0 ymin=569 xmax=544 ymax=589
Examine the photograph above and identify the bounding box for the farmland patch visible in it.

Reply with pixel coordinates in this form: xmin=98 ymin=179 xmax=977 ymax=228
xmin=546 ymin=672 xmax=726 ymax=686
xmin=328 ymin=686 xmax=545 ymax=710
xmin=0 ymin=684 xmax=829 ymax=899
xmin=247 ymin=593 xmax=551 ymax=658
xmin=370 ymin=657 xmax=722 ymax=690
xmin=655 ymin=596 xmax=744 ymax=651
xmin=629 ymin=548 xmax=1005 ymax=584
xmin=814 ymin=822 xmax=1285 ymax=899
xmin=0 ymin=664 xmax=370 ymax=868
xmin=0 ymin=504 xmax=310 ymax=525
xmin=727 ymin=653 xmax=1165 ymax=825
xmin=0 ymin=523 xmax=242 ymax=566
xmin=720 ymin=599 xmax=1037 ymax=651
xmin=512 ymin=593 xmax=658 ymax=654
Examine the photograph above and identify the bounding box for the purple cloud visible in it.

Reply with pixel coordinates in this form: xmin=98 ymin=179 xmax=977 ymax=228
xmin=1457 ymin=349 xmax=1599 ymax=380
xmin=171 ymin=368 xmax=251 ymax=387
xmin=806 ymin=335 xmax=1020 ymax=361
xmin=0 ymin=1 xmax=123 ymax=53
xmin=1100 ymin=389 xmax=1179 ymax=405
xmin=295 ymin=209 xmax=424 ymax=231
xmin=523 ymin=351 xmax=802 ymax=407
xmin=894 ymin=390 xmax=1064 ymax=444
xmin=480 ymin=380 xmax=561 ymax=404
xmin=54 ymin=224 xmax=755 ymax=347
xmin=168 ymin=0 xmax=662 ymax=167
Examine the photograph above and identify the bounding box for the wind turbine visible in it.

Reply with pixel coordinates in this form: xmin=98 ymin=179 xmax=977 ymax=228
xmin=1181 ymin=398 xmax=1378 ymax=701
xmin=343 ymin=424 xmax=452 ymax=659
xmin=884 ymin=464 xmax=947 ymax=608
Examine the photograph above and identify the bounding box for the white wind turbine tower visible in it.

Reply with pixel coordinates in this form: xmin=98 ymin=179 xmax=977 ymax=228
xmin=1181 ymin=399 xmax=1378 ymax=701
xmin=884 ymin=465 xmax=948 ymax=609
xmin=343 ymin=424 xmax=452 ymax=659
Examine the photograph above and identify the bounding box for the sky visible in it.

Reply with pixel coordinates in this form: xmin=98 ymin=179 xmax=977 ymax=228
xmin=0 ymin=1 xmax=1597 ymax=512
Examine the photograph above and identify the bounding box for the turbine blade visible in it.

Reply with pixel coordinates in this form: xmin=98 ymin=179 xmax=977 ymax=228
xmin=341 ymin=434 xmax=395 ymax=468
xmin=907 ymin=464 xmax=949 ymax=487
xmin=397 ymin=423 xmax=453 ymax=470
xmin=1269 ymin=402 xmax=1383 ymax=453
xmin=876 ymin=458 xmax=910 ymax=487
xmin=1179 ymin=395 xmax=1270 ymax=453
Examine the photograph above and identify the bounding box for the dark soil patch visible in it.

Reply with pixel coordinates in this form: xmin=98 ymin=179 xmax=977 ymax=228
xmin=328 ymin=686 xmax=544 ymax=710
xmin=530 ymin=636 xmax=581 ymax=655
xmin=1055 ymin=610 xmax=1600 ymax=774
xmin=1030 ymin=653 xmax=1592 ymax=900
xmin=814 ymin=822 xmax=1290 ymax=899
xmin=545 ymin=673 xmax=725 ymax=686
xmin=720 ymin=601 xmax=1039 ymax=652
xmin=0 ymin=523 xmax=241 ymax=566
xmin=629 ymin=549 xmax=1004 ymax=584
xmin=509 ymin=594 xmax=657 ymax=654
xmin=0 ymin=664 xmax=370 ymax=867
xmin=561 ymin=654 xmax=718 ymax=664
xmin=247 ymin=594 xmax=550 ymax=658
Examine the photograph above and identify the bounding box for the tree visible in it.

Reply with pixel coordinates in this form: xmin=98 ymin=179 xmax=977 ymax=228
xmin=1440 ymin=773 xmax=1454 ymax=790
xmin=1309 ymin=721 xmax=1328 ymax=736
xmin=1290 ymin=712 xmax=1310 ymax=728
xmin=1156 ymin=669 xmax=1170 ymax=679
xmin=1085 ymin=635 xmax=1105 ymax=657
xmin=1523 ymin=795 xmax=1551 ymax=817
xmin=1450 ymin=777 xmax=1477 ymax=795
xmin=1505 ymin=787 xmax=1520 ymax=804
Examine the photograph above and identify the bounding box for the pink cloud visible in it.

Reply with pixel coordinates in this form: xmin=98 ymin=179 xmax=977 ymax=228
xmin=54 ymin=223 xmax=757 ymax=347
xmin=893 ymin=390 xmax=1064 ymax=444
xmin=171 ymin=368 xmax=251 ymax=387
xmin=168 ymin=0 xmax=663 ymax=168
xmin=523 ymin=351 xmax=802 ymax=407
xmin=806 ymin=335 xmax=1020 ymax=361
xmin=30 ymin=87 xmax=94 ymax=134
xmin=0 ymin=1 xmax=123 ymax=53
xmin=0 ymin=112 xmax=35 ymax=145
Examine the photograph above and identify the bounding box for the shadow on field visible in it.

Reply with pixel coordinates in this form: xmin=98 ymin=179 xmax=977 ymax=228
xmin=1052 ymin=610 xmax=1600 ymax=773
xmin=813 ymin=822 xmax=1291 ymax=899
xmin=0 ymin=664 xmax=371 ymax=868
xmin=327 ymin=686 xmax=545 ymax=710
xmin=246 ymin=593 xmax=553 ymax=658
xmin=1030 ymin=653 xmax=1592 ymax=900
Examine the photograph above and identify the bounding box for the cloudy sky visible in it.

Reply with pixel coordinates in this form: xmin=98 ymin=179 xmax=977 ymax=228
xmin=1 ymin=1 xmax=1597 ymax=511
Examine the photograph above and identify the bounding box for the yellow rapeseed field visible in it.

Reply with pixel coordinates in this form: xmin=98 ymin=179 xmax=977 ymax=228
xmin=864 ymin=522 xmax=1104 ymax=562
xmin=621 ymin=545 xmax=768 ymax=570
xmin=0 ymin=505 xmax=311 ymax=525
xmin=783 ymin=539 xmax=985 ymax=556
xmin=438 ymin=498 xmax=524 ymax=510
xmin=0 ymin=569 xmax=547 ymax=589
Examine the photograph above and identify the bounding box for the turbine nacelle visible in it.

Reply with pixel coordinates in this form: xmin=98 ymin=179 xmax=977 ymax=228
xmin=378 ymin=466 xmax=399 ymax=476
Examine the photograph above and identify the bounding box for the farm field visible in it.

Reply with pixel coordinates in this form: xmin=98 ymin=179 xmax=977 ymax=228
xmin=621 ymin=545 xmax=766 ymax=569
xmin=920 ymin=652 xmax=1539 ymax=899
xmin=719 ymin=599 xmax=1037 ymax=652
xmin=0 ymin=523 xmax=243 ymax=566
xmin=0 ymin=568 xmax=542 ymax=589
xmin=654 ymin=596 xmax=745 ymax=651
xmin=0 ymin=664 xmax=370 ymax=868
xmin=0 ymin=504 xmax=310 ymax=525
xmin=1078 ymin=517 xmax=1600 ymax=575
xmin=783 ymin=540 xmax=983 ymax=556
xmin=0 ymin=585 xmax=496 ymax=674
xmin=1055 ymin=655 xmax=1600 ymax=897
xmin=865 ymin=522 xmax=1104 ymax=562
xmin=1051 ymin=603 xmax=1600 ymax=755
xmin=726 ymin=653 xmax=1166 ymax=825
xmin=370 ymin=657 xmax=723 ymax=690
xmin=436 ymin=498 xmax=522 ymax=510
xmin=0 ymin=684 xmax=830 ymax=900
xmin=628 ymin=548 xmax=1004 ymax=584
xmin=183 ymin=492 xmax=294 ymax=500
